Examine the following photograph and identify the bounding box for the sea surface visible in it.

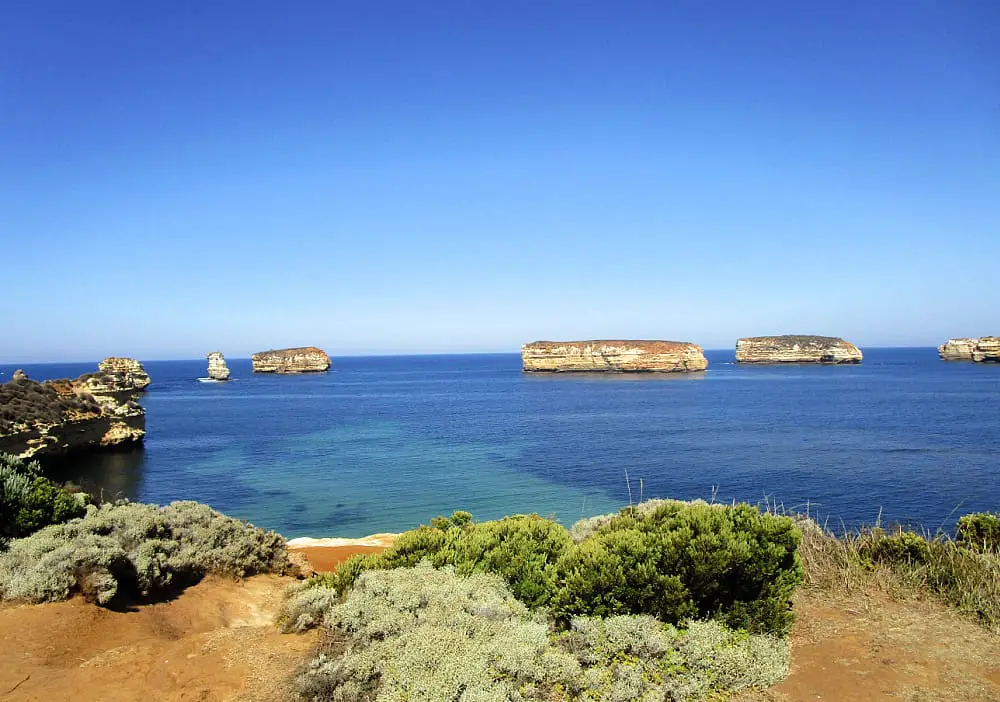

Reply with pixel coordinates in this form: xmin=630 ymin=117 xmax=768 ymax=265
xmin=3 ymin=349 xmax=998 ymax=538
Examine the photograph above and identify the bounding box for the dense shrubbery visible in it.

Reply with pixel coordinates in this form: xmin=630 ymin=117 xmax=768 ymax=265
xmin=0 ymin=454 xmax=86 ymax=547
xmin=957 ymin=513 xmax=1000 ymax=553
xmin=0 ymin=377 xmax=101 ymax=433
xmin=318 ymin=512 xmax=574 ymax=609
xmin=0 ymin=500 xmax=289 ymax=606
xmin=291 ymin=563 xmax=789 ymax=702
xmin=322 ymin=501 xmax=803 ymax=636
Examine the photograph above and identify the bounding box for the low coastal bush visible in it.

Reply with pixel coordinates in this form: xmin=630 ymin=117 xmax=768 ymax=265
xmin=798 ymin=516 xmax=1000 ymax=632
xmin=0 ymin=453 xmax=86 ymax=547
xmin=0 ymin=500 xmax=289 ymax=606
xmin=292 ymin=563 xmax=789 ymax=701
xmin=956 ymin=512 xmax=1000 ymax=553
xmin=556 ymin=500 xmax=803 ymax=635
xmin=320 ymin=512 xmax=573 ymax=608
xmin=0 ymin=377 xmax=101 ymax=433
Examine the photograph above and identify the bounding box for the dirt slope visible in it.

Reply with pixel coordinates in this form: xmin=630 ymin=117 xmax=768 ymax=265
xmin=0 ymin=574 xmax=315 ymax=702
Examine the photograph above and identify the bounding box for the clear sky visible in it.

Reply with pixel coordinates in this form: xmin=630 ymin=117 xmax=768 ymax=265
xmin=2 ymin=1 xmax=998 ymax=362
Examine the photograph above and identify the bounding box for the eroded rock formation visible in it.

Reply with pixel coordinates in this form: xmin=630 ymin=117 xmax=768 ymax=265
xmin=521 ymin=340 xmax=708 ymax=373
xmin=251 ymin=347 xmax=331 ymax=374
xmin=938 ymin=337 xmax=1000 ymax=363
xmin=735 ymin=336 xmax=863 ymax=364
xmin=207 ymin=352 xmax=231 ymax=380
xmin=0 ymin=357 xmax=149 ymax=462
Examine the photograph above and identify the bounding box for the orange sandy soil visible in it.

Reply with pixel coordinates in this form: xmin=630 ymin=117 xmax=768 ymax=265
xmin=3 ymin=540 xmax=999 ymax=701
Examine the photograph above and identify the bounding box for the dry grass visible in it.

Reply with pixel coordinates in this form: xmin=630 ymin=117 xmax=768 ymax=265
xmin=794 ymin=516 xmax=1000 ymax=634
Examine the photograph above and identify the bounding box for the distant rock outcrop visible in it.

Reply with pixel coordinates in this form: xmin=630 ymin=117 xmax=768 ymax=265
xmin=938 ymin=337 xmax=1000 ymax=363
xmin=735 ymin=336 xmax=863 ymax=364
xmin=521 ymin=340 xmax=708 ymax=373
xmin=207 ymin=352 xmax=231 ymax=381
xmin=0 ymin=357 xmax=149 ymax=462
xmin=251 ymin=347 xmax=331 ymax=374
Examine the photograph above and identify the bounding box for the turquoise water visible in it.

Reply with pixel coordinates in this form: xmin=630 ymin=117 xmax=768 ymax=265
xmin=4 ymin=349 xmax=999 ymax=537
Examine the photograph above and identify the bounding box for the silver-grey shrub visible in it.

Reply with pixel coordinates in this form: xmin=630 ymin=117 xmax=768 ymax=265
xmin=292 ymin=563 xmax=789 ymax=701
xmin=0 ymin=500 xmax=288 ymax=606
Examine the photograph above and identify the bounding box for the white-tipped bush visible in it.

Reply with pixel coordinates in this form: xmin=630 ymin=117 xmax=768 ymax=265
xmin=0 ymin=500 xmax=289 ymax=606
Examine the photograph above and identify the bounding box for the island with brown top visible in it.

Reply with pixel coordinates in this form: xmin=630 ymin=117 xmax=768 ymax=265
xmin=938 ymin=337 xmax=1000 ymax=363
xmin=521 ymin=340 xmax=708 ymax=373
xmin=251 ymin=347 xmax=331 ymax=373
xmin=735 ymin=336 xmax=863 ymax=364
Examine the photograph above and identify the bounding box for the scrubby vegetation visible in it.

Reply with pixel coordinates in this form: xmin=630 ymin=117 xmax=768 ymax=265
xmin=797 ymin=515 xmax=1000 ymax=633
xmin=318 ymin=500 xmax=802 ymax=636
xmin=1 ymin=453 xmax=86 ymax=547
xmin=284 ymin=500 xmax=800 ymax=700
xmin=0 ymin=500 xmax=289 ymax=606
xmin=0 ymin=376 xmax=102 ymax=433
xmin=291 ymin=563 xmax=789 ymax=701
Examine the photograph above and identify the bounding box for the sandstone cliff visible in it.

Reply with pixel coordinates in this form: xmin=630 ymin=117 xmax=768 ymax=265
xmin=251 ymin=347 xmax=331 ymax=373
xmin=938 ymin=337 xmax=1000 ymax=363
xmin=0 ymin=358 xmax=148 ymax=462
xmin=735 ymin=336 xmax=863 ymax=364
xmin=207 ymin=352 xmax=231 ymax=380
xmin=521 ymin=340 xmax=708 ymax=373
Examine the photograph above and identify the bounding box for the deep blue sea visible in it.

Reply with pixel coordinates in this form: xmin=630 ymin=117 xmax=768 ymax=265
xmin=3 ymin=349 xmax=998 ymax=538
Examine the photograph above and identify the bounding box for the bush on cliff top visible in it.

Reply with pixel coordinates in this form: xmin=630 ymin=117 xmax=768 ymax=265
xmin=0 ymin=378 xmax=101 ymax=433
xmin=957 ymin=513 xmax=1000 ymax=553
xmin=1 ymin=453 xmax=86 ymax=547
xmin=308 ymin=500 xmax=803 ymax=637
xmin=0 ymin=500 xmax=289 ymax=606
xmin=292 ymin=562 xmax=790 ymax=702
xmin=556 ymin=500 xmax=803 ymax=635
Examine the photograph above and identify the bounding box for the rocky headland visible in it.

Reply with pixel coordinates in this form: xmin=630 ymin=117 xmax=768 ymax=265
xmin=206 ymin=351 xmax=231 ymax=380
xmin=251 ymin=347 xmax=331 ymax=373
xmin=521 ymin=340 xmax=709 ymax=373
xmin=735 ymin=335 xmax=863 ymax=364
xmin=0 ymin=358 xmax=149 ymax=462
xmin=938 ymin=337 xmax=1000 ymax=363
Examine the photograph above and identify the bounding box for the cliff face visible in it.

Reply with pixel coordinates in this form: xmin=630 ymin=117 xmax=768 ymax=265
xmin=207 ymin=352 xmax=231 ymax=380
xmin=939 ymin=337 xmax=1000 ymax=363
xmin=735 ymin=336 xmax=863 ymax=364
xmin=0 ymin=358 xmax=148 ymax=462
xmin=251 ymin=347 xmax=331 ymax=373
xmin=521 ymin=340 xmax=708 ymax=373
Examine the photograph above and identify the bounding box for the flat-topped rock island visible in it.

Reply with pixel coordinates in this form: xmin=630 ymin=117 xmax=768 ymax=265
xmin=938 ymin=337 xmax=1000 ymax=363
xmin=251 ymin=346 xmax=331 ymax=373
xmin=521 ymin=340 xmax=708 ymax=373
xmin=735 ymin=335 xmax=863 ymax=364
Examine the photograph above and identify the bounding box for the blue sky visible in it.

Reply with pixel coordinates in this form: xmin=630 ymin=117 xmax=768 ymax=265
xmin=2 ymin=1 xmax=997 ymax=362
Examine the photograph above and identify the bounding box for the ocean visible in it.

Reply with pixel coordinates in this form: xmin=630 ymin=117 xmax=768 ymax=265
xmin=3 ymin=349 xmax=998 ymax=538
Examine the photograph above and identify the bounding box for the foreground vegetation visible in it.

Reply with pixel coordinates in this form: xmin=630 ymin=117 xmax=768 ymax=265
xmin=283 ymin=500 xmax=801 ymax=700
xmin=0 ymin=453 xmax=87 ymax=547
xmin=797 ymin=512 xmax=1000 ymax=633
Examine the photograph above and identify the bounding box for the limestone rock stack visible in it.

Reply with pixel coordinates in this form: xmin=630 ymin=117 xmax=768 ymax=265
xmin=939 ymin=337 xmax=1000 ymax=363
xmin=207 ymin=352 xmax=231 ymax=380
xmin=735 ymin=336 xmax=863 ymax=364
xmin=251 ymin=346 xmax=331 ymax=373
xmin=521 ymin=340 xmax=708 ymax=373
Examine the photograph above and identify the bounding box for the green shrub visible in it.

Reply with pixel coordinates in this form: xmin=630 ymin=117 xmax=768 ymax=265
xmin=0 ymin=453 xmax=86 ymax=546
xmin=325 ymin=512 xmax=573 ymax=609
xmin=957 ymin=513 xmax=1000 ymax=553
xmin=858 ymin=528 xmax=932 ymax=566
xmin=0 ymin=500 xmax=289 ymax=606
xmin=554 ymin=500 xmax=803 ymax=635
xmin=292 ymin=563 xmax=790 ymax=701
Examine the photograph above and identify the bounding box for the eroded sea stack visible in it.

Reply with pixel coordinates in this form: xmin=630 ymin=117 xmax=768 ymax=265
xmin=735 ymin=336 xmax=863 ymax=364
xmin=521 ymin=340 xmax=708 ymax=373
xmin=938 ymin=337 xmax=1000 ymax=363
xmin=251 ymin=346 xmax=331 ymax=373
xmin=207 ymin=351 xmax=231 ymax=380
xmin=0 ymin=357 xmax=149 ymax=462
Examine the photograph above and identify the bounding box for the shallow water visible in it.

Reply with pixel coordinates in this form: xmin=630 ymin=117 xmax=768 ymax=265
xmin=4 ymin=349 xmax=998 ymax=537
